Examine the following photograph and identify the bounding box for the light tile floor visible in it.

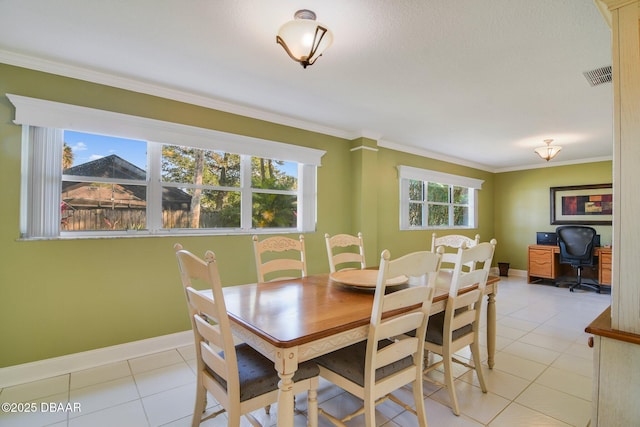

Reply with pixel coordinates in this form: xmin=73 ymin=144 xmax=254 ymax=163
xmin=0 ymin=276 xmax=610 ymax=427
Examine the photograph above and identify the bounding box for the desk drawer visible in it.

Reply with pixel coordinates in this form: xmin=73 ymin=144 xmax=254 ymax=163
xmin=529 ymin=248 xmax=553 ymax=278
xmin=600 ymin=252 xmax=612 ymax=285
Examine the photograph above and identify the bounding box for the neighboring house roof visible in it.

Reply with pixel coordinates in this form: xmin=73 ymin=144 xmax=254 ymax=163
xmin=62 ymin=154 xmax=192 ymax=207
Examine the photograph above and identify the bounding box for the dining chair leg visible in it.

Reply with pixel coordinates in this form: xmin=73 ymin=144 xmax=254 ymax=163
xmin=364 ymin=394 xmax=376 ymax=427
xmin=192 ymin=382 xmax=206 ymax=427
xmin=412 ymin=379 xmax=429 ymax=427
xmin=227 ymin=410 xmax=241 ymax=426
xmin=471 ymin=341 xmax=487 ymax=393
xmin=443 ymin=354 xmax=460 ymax=416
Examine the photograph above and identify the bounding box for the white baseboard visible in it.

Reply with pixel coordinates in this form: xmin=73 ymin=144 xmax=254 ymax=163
xmin=491 ymin=267 xmax=527 ymax=278
xmin=0 ymin=330 xmax=192 ymax=388
xmin=508 ymin=268 xmax=527 ymax=277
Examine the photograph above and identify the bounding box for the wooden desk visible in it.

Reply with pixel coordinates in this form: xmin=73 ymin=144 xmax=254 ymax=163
xmin=220 ymin=273 xmax=500 ymax=427
xmin=527 ymin=244 xmax=612 ymax=286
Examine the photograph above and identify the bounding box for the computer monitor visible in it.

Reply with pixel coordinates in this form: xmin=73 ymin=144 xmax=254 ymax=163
xmin=537 ymin=231 xmax=601 ymax=246
xmin=536 ymin=232 xmax=557 ymax=245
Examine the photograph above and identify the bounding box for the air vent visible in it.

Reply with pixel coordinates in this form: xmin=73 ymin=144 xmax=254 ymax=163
xmin=583 ymin=66 xmax=612 ymax=86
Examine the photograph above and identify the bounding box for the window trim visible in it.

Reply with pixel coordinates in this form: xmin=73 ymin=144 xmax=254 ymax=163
xmin=8 ymin=94 xmax=325 ymax=165
xmin=397 ymin=165 xmax=483 ymax=230
xmin=9 ymin=94 xmax=325 ymax=238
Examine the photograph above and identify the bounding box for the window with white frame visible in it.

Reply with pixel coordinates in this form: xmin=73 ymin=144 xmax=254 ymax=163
xmin=398 ymin=165 xmax=483 ymax=230
xmin=9 ymin=94 xmax=325 ymax=239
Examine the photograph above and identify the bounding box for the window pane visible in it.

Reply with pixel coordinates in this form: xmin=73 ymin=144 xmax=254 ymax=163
xmin=453 ymin=186 xmax=469 ymax=204
xmin=454 ymin=206 xmax=469 ymax=226
xmin=428 ymin=204 xmax=449 ymax=226
xmin=252 ymin=194 xmax=297 ymax=228
xmin=64 ymin=130 xmax=147 ymax=175
xmin=251 ymin=157 xmax=297 ymax=191
xmin=163 ymin=188 xmax=240 ymax=228
xmin=427 ymin=182 xmax=449 ymax=203
xmin=409 ymin=203 xmax=423 ymax=226
xmin=162 ymin=145 xmax=240 ymax=187
xmin=61 ymin=182 xmax=147 ymax=230
xmin=409 ymin=180 xmax=423 ymax=201
xmin=399 ymin=167 xmax=477 ymax=231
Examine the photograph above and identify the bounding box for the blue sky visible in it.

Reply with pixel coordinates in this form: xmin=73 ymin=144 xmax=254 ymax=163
xmin=64 ymin=130 xmax=147 ymax=169
xmin=64 ymin=130 xmax=298 ymax=177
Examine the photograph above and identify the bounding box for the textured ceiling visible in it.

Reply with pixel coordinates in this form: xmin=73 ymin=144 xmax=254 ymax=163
xmin=0 ymin=0 xmax=613 ymax=171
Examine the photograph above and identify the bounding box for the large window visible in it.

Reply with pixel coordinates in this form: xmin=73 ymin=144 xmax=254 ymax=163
xmin=398 ymin=166 xmax=483 ymax=230
xmin=9 ymin=94 xmax=324 ymax=238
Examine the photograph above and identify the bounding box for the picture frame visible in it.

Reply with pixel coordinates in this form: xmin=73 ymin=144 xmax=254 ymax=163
xmin=550 ymin=183 xmax=613 ymax=225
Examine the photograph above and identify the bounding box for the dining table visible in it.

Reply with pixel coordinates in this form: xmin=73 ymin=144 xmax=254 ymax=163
xmin=216 ymin=270 xmax=500 ymax=427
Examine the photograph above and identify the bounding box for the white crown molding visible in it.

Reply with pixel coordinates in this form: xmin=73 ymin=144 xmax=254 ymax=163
xmin=378 ymin=139 xmax=495 ymax=172
xmin=350 ymin=145 xmax=379 ymax=152
xmin=494 ymin=155 xmax=613 ymax=173
xmin=0 ymin=331 xmax=192 ymax=388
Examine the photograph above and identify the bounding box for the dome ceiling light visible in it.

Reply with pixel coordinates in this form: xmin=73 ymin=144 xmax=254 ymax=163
xmin=276 ymin=9 xmax=333 ymax=68
xmin=534 ymin=139 xmax=562 ymax=161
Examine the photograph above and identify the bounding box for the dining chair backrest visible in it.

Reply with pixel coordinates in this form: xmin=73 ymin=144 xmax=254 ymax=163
xmin=252 ymin=234 xmax=307 ymax=282
xmin=423 ymin=238 xmax=496 ymax=415
xmin=431 ymin=233 xmax=480 ymax=270
xmin=430 ymin=233 xmax=480 ymax=252
xmin=367 ymin=248 xmax=444 ymax=401
xmin=447 ymin=239 xmax=495 ymax=298
xmin=315 ymin=247 xmax=443 ymax=426
xmin=369 ymin=247 xmax=443 ymax=368
xmin=324 ymin=232 xmax=366 ymax=273
xmin=174 ymin=247 xmax=243 ymax=423
xmin=174 ymin=245 xmax=320 ymax=426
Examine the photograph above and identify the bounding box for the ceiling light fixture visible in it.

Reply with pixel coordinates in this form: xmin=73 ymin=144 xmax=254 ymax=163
xmin=276 ymin=9 xmax=333 ymax=68
xmin=534 ymin=139 xmax=562 ymax=161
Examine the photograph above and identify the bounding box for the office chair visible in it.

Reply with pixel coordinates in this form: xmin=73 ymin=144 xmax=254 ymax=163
xmin=556 ymin=225 xmax=599 ymax=293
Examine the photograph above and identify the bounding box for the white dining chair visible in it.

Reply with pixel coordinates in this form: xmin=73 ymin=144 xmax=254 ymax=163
xmin=315 ymin=247 xmax=443 ymax=426
xmin=423 ymin=239 xmax=496 ymax=416
xmin=431 ymin=233 xmax=480 ymax=270
xmin=252 ymin=234 xmax=307 ymax=282
xmin=174 ymin=244 xmax=319 ymax=426
xmin=324 ymin=232 xmax=366 ymax=273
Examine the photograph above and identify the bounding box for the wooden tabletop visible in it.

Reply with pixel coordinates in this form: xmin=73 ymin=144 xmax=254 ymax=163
xmin=222 ymin=273 xmax=499 ymax=348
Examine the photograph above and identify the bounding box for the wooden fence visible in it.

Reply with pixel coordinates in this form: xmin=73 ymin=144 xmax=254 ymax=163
xmin=61 ymin=208 xmax=228 ymax=230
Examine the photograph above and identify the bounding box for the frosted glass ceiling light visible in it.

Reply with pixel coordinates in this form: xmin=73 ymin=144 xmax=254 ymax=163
xmin=277 ymin=9 xmax=333 ymax=68
xmin=534 ymin=139 xmax=562 ymax=161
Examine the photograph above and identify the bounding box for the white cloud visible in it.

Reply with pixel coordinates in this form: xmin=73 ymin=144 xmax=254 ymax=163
xmin=88 ymin=154 xmax=104 ymax=161
xmin=71 ymin=142 xmax=88 ymax=151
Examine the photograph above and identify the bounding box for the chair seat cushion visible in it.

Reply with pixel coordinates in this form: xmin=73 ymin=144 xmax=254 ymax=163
xmin=209 ymin=343 xmax=319 ymax=402
xmin=314 ymin=339 xmax=413 ymax=387
xmin=425 ymin=309 xmax=472 ymax=346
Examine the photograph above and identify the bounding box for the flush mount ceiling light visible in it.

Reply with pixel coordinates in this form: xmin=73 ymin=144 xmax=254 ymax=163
xmin=276 ymin=9 xmax=333 ymax=68
xmin=534 ymin=139 xmax=563 ymax=161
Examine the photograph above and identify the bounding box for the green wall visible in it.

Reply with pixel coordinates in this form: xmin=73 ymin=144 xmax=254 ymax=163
xmin=494 ymin=162 xmax=613 ymax=270
xmin=0 ymin=63 xmax=612 ymax=368
xmin=0 ymin=64 xmax=349 ymax=367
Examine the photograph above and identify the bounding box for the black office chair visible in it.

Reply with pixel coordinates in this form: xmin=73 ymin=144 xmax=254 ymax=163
xmin=556 ymin=225 xmax=599 ymax=293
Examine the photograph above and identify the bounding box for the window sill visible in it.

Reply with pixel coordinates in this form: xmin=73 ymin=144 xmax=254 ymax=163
xmin=18 ymin=228 xmax=308 ymax=241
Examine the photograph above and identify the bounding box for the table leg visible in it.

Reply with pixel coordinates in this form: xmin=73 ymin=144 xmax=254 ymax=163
xmin=276 ymin=349 xmax=297 ymax=427
xmin=486 ymin=292 xmax=496 ymax=369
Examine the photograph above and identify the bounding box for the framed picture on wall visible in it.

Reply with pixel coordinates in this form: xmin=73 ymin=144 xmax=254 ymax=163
xmin=550 ymin=183 xmax=613 ymax=225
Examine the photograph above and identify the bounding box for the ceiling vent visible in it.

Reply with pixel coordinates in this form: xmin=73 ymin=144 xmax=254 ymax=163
xmin=583 ymin=66 xmax=612 ymax=86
